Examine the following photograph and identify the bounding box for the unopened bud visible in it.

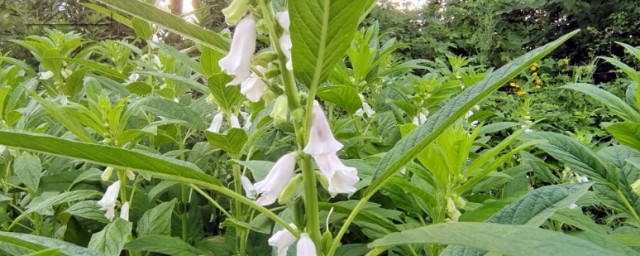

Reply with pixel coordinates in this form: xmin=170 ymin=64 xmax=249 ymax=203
xmin=221 ymin=0 xmax=251 ymax=25
xmin=322 ymin=230 xmax=333 ymax=252
xmin=270 ymin=95 xmax=289 ymax=124
xmin=101 ymin=166 xmax=114 ymax=181
xmin=278 ymin=174 xmax=302 ymax=204
xmin=632 ymin=179 xmax=640 ymax=196
xmin=253 ymin=51 xmax=279 ymax=67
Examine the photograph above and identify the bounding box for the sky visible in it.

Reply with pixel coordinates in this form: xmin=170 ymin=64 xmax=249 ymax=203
xmin=389 ymin=0 xmax=428 ymax=10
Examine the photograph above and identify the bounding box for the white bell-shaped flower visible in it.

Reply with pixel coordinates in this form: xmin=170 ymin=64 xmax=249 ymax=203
xmin=97 ymin=181 xmax=121 ymax=221
xmin=120 ymin=202 xmax=130 ymax=221
xmin=412 ymin=112 xmax=427 ymax=126
xmin=296 ymin=233 xmax=317 ymax=256
xmin=240 ymin=75 xmax=267 ymax=102
xmin=207 ymin=113 xmax=224 ymax=133
xmin=268 ymin=224 xmax=298 ymax=256
xmin=303 ymin=101 xmax=343 ymax=156
xmin=38 ymin=71 xmax=54 ymax=80
xmin=230 ymin=115 xmax=241 ymax=129
xmin=254 ymin=152 xmax=298 ymax=205
xmin=276 ymin=12 xmax=293 ymax=70
xmin=576 ymin=174 xmax=589 ymax=183
xmin=314 ymin=153 xmax=359 ymax=195
xmin=240 ymin=176 xmax=257 ymax=199
xmin=219 ymin=16 xmax=256 ymax=85
xmin=355 ymin=102 xmax=375 ymax=117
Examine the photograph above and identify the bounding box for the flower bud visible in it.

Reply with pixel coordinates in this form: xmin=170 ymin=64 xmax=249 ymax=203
xmin=120 ymin=202 xmax=130 ymax=221
xmin=219 ymin=16 xmax=256 ymax=85
xmin=632 ymin=179 xmax=640 ymax=196
xmin=270 ymin=95 xmax=289 ymax=124
xmin=278 ymin=174 xmax=302 ymax=204
xmin=253 ymin=51 xmax=279 ymax=67
xmin=97 ymin=181 xmax=121 ymax=221
xmin=322 ymin=230 xmax=333 ymax=252
xmin=221 ymin=0 xmax=251 ymax=25
xmin=101 ymin=166 xmax=115 ymax=181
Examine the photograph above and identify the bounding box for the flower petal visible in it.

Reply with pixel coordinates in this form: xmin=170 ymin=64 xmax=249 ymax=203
xmin=268 ymin=223 xmax=298 ymax=256
xmin=254 ymin=152 xmax=297 ymax=205
xmin=219 ymin=16 xmax=256 ymax=85
xmin=303 ymin=101 xmax=343 ymax=156
xmin=296 ymin=233 xmax=317 ymax=256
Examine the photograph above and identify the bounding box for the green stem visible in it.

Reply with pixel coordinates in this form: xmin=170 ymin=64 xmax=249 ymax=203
xmin=614 ymin=188 xmax=640 ymax=224
xmin=301 ymin=154 xmax=322 ymax=254
xmin=327 ymin=193 xmax=371 ymax=255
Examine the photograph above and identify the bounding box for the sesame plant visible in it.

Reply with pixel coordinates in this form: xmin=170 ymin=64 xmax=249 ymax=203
xmin=1 ymin=1 xmax=640 ymax=256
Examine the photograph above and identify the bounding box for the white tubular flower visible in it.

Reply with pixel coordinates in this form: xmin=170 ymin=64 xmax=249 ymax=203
xmin=268 ymin=224 xmax=298 ymax=256
xmin=413 ymin=112 xmax=427 ymax=126
xmin=303 ymin=101 xmax=343 ymax=156
xmin=355 ymin=102 xmax=375 ymax=118
xmin=240 ymin=111 xmax=253 ymax=130
xmin=240 ymin=176 xmax=257 ymax=199
xmin=254 ymin=152 xmax=298 ymax=206
xmin=230 ymin=115 xmax=241 ymax=129
xmin=38 ymin=71 xmax=54 ymax=80
xmin=240 ymin=75 xmax=267 ymax=102
xmin=276 ymin=12 xmax=293 ymax=70
xmin=296 ymin=233 xmax=317 ymax=256
xmin=576 ymin=174 xmax=589 ymax=183
xmin=314 ymin=153 xmax=359 ymax=195
xmin=97 ymin=181 xmax=121 ymax=221
xmin=207 ymin=113 xmax=224 ymax=133
xmin=127 ymin=73 xmax=140 ymax=83
xmin=219 ymin=16 xmax=256 ymax=85
xmin=120 ymin=202 xmax=130 ymax=221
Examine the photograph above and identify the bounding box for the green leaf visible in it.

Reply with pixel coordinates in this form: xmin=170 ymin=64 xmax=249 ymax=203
xmin=369 ymin=30 xmax=579 ymax=192
xmin=205 ymin=129 xmax=248 ymax=156
xmin=551 ymin=209 xmax=608 ymax=234
xmin=94 ymin=0 xmax=228 ymax=54
xmin=207 ymin=73 xmax=244 ymax=110
xmin=11 ymin=190 xmax=101 ymax=228
xmin=563 ymin=83 xmax=640 ymax=122
xmin=81 ymin=3 xmax=132 ymax=28
xmin=66 ymin=201 xmax=110 ymax=223
xmin=487 ymin=183 xmax=592 ymax=226
xmin=13 ymin=152 xmax=43 ymax=191
xmin=606 ymin=122 xmax=640 ymax=152
xmin=289 ymin=0 xmax=371 ymax=87
xmin=443 ymin=183 xmax=593 ymax=255
xmin=0 ymin=231 xmax=103 ymax=256
xmin=0 ymin=131 xmax=221 ymax=188
xmin=23 ymin=247 xmax=62 ymax=256
xmin=134 ymin=97 xmax=207 ymax=130
xmin=522 ymin=131 xmax=610 ymax=182
xmin=231 ymin=160 xmax=275 ymax=181
xmin=88 ymin=219 xmax=132 ymax=256
xmin=125 ymin=82 xmax=152 ymax=95
xmin=137 ymin=200 xmax=176 ymax=237
xmin=370 ymin=222 xmax=623 ymax=256
xmin=317 ymin=85 xmax=362 ymax=115
xmin=131 ymin=17 xmax=154 ymax=41
xmin=136 ymin=71 xmax=209 ymax=94
xmin=125 ymin=235 xmax=203 ymax=256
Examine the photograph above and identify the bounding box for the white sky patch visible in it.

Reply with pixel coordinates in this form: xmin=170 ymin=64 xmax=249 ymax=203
xmin=388 ymin=0 xmax=428 ymax=10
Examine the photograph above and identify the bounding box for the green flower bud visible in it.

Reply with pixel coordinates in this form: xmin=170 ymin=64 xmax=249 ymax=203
xmin=253 ymin=51 xmax=279 ymax=67
xmin=278 ymin=174 xmax=302 ymax=204
xmin=222 ymin=0 xmax=251 ymax=25
xmin=263 ymin=66 xmax=281 ymax=79
xmin=322 ymin=230 xmax=333 ymax=252
xmin=101 ymin=166 xmax=114 ymax=181
xmin=270 ymin=95 xmax=289 ymax=125
xmin=632 ymin=179 xmax=640 ymax=196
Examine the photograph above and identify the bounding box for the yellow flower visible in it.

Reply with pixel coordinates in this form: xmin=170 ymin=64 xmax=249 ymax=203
xmin=535 ymin=85 xmax=542 ymax=90
xmin=516 ymin=90 xmax=527 ymax=96
xmin=532 ymin=72 xmax=538 ymax=77
xmin=532 ymin=62 xmax=539 ymax=67
xmin=531 ymin=66 xmax=537 ymax=72
xmin=563 ymin=58 xmax=569 ymax=65
xmin=536 ymin=78 xmax=542 ymax=84
xmin=509 ymin=82 xmax=520 ymax=88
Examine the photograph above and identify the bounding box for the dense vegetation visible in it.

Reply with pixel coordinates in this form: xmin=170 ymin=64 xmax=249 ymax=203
xmin=1 ymin=1 xmax=640 ymax=255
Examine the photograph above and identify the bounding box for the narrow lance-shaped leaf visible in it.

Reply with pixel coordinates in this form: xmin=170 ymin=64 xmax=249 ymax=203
xmin=563 ymin=83 xmax=640 ymax=122
xmin=368 ymin=30 xmax=580 ymax=193
xmin=0 ymin=131 xmax=220 ymax=187
xmin=0 ymin=231 xmax=104 ymax=256
xmin=369 ymin=222 xmax=627 ymax=256
xmin=93 ymin=0 xmax=229 ymax=54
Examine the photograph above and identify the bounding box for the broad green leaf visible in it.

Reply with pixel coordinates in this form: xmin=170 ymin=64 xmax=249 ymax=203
xmin=134 ymin=97 xmax=207 ymax=130
xmin=155 ymin=42 xmax=205 ymax=75
xmin=606 ymin=122 xmax=640 ymax=152
xmin=522 ymin=131 xmax=610 ymax=182
xmin=370 ymin=222 xmax=623 ymax=256
xmin=563 ymin=83 xmax=640 ymax=122
xmin=13 ymin=152 xmax=43 ymax=191
xmin=125 ymin=235 xmax=203 ymax=256
xmin=69 ymin=58 xmax=127 ymax=80
xmin=570 ymin=231 xmax=640 ymax=256
xmin=289 ymin=0 xmax=372 ymax=87
xmin=207 ymin=73 xmax=244 ymax=110
xmin=600 ymin=56 xmax=640 ymax=84
xmin=131 ymin=17 xmax=154 ymax=41
xmin=0 ymin=231 xmax=103 ymax=256
xmin=12 ymin=190 xmax=101 ymax=228
xmin=94 ymin=0 xmax=228 ymax=54
xmin=317 ymin=85 xmax=362 ymax=115
xmin=487 ymin=183 xmax=592 ymax=226
xmin=0 ymin=131 xmax=221 ymax=188
xmin=125 ymin=82 xmax=152 ymax=95
xmin=88 ymin=219 xmax=132 ymax=256
xmin=443 ymin=183 xmax=593 ymax=255
xmin=551 ymin=209 xmax=608 ymax=234
xmin=205 ymin=129 xmax=248 ymax=156
xmin=369 ymin=30 xmax=579 ymax=193
xmin=137 ymin=200 xmax=176 ymax=237
xmin=66 ymin=201 xmax=110 ymax=223
xmin=23 ymin=248 xmax=62 ymax=256
xmin=81 ymin=3 xmax=132 ymax=28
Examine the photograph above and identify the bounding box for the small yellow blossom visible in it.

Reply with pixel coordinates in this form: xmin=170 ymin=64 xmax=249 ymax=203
xmin=532 ymin=72 xmax=538 ymax=77
xmin=531 ymin=66 xmax=537 ymax=72
xmin=516 ymin=90 xmax=527 ymax=96
xmin=509 ymin=82 xmax=520 ymax=88
xmin=563 ymin=58 xmax=569 ymax=65
xmin=536 ymin=78 xmax=542 ymax=84
xmin=535 ymin=85 xmax=542 ymax=90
